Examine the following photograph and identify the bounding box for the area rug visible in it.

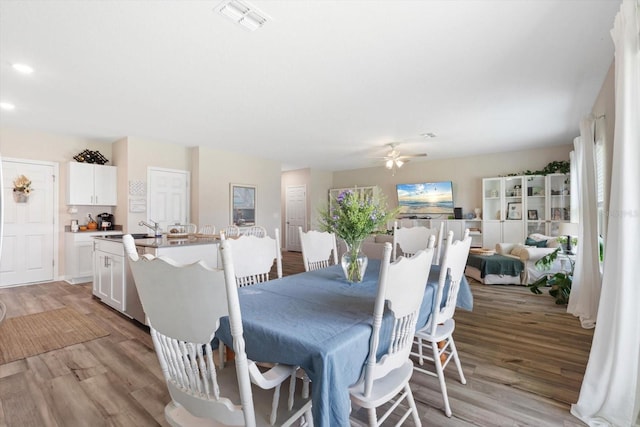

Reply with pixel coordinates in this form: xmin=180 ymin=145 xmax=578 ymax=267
xmin=0 ymin=307 xmax=109 ymax=364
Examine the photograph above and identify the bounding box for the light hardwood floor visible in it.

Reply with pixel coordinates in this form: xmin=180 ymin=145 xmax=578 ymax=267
xmin=0 ymin=251 xmax=592 ymax=426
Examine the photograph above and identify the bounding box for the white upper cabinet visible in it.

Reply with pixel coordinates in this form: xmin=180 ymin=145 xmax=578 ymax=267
xmin=67 ymin=162 xmax=117 ymax=206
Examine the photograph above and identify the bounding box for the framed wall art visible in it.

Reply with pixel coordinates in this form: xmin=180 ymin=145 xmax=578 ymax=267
xmin=527 ymin=209 xmax=538 ymax=220
xmin=230 ymin=184 xmax=256 ymax=226
xmin=507 ymin=202 xmax=522 ymax=220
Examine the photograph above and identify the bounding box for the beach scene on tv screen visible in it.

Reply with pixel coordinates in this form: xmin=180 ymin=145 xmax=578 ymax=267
xmin=396 ymin=182 xmax=454 ymax=215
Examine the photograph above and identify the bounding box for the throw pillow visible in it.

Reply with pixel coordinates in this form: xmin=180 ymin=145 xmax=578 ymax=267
xmin=525 ymin=237 xmax=548 ymax=248
xmin=546 ymin=238 xmax=561 ymax=248
xmin=510 ymin=244 xmax=527 ymax=257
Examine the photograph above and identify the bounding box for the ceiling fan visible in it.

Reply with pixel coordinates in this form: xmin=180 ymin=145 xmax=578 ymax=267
xmin=381 ymin=142 xmax=427 ymax=175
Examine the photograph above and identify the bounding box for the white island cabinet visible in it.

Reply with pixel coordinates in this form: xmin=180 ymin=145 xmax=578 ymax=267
xmin=93 ymin=238 xmax=127 ymax=312
xmin=92 ymin=236 xmax=219 ymax=324
xmin=65 ymin=231 xmax=121 ymax=284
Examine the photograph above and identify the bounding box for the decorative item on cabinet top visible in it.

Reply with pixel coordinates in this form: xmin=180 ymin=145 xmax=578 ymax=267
xmin=73 ymin=150 xmax=108 ymax=165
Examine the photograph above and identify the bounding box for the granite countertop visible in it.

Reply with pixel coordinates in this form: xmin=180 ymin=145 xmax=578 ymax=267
xmin=93 ymin=235 xmax=220 ymax=248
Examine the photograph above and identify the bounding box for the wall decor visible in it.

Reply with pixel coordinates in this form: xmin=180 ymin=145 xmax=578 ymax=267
xmin=12 ymin=174 xmax=32 ymax=202
xmin=230 ymin=184 xmax=256 ymax=226
xmin=507 ymin=202 xmax=522 ymax=220
xmin=73 ymin=150 xmax=108 ymax=164
xmin=129 ymin=198 xmax=146 ymax=213
xmin=128 ymin=180 xmax=146 ymax=196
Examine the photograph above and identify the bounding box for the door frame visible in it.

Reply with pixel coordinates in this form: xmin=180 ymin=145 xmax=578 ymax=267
xmin=1 ymin=157 xmax=59 ymax=285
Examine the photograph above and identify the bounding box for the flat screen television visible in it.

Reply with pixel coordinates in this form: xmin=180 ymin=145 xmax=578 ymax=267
xmin=396 ymin=181 xmax=455 ymax=217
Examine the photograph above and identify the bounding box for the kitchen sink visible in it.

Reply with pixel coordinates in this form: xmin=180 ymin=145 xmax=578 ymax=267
xmin=103 ymin=233 xmax=151 ymax=240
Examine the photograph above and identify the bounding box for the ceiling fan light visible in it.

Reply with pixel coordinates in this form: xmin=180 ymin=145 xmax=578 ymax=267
xmin=385 ymin=159 xmax=394 ymax=169
xmin=395 ymin=159 xmax=404 ymax=168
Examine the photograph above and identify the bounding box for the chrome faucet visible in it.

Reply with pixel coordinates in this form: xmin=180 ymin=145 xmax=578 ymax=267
xmin=139 ymin=220 xmax=161 ymax=237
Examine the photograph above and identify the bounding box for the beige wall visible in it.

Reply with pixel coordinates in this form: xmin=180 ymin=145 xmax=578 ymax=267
xmin=1 ymin=128 xmax=283 ymax=279
xmin=1 ymin=126 xmax=116 ymax=278
xmin=114 ymin=137 xmax=193 ymax=233
xmin=332 ymin=144 xmax=574 ymax=218
xmin=194 ymin=146 xmax=282 ymax=238
xmin=280 ymin=168 xmax=333 ymax=248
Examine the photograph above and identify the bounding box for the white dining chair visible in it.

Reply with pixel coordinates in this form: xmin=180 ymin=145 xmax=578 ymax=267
xmin=220 ymin=224 xmax=241 ymax=238
xmin=411 ymin=229 xmax=472 ymax=418
xmin=298 ymin=227 xmax=338 ymax=272
xmin=393 ymin=221 xmax=439 ymax=262
xmin=218 ymin=230 xmax=300 ymax=422
xmin=199 ymin=224 xmax=215 ymax=235
xmin=349 ymin=241 xmax=435 ymax=427
xmin=244 ymin=225 xmax=267 ymax=237
xmin=218 ymin=229 xmax=283 ymax=366
xmin=431 ymin=222 xmax=445 ymax=265
xmin=222 ymin=228 xmax=282 ymax=286
xmin=125 ymin=237 xmax=312 ymax=427
xmin=0 ymin=299 xmax=6 ymax=325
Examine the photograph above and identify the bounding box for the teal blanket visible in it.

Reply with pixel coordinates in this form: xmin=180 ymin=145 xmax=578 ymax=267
xmin=466 ymin=254 xmax=524 ymax=278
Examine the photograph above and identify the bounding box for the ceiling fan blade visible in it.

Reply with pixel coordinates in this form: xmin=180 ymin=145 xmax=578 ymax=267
xmin=397 ymin=153 xmax=427 ymax=160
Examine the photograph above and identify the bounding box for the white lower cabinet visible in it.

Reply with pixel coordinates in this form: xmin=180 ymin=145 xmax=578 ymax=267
xmin=93 ymin=239 xmax=126 ymax=312
xmin=65 ymin=231 xmax=120 ymax=284
xmin=482 ymin=220 xmax=525 ymax=250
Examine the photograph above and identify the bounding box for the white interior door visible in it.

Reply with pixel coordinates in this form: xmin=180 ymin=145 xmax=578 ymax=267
xmin=1 ymin=159 xmax=56 ymax=287
xmin=285 ymin=185 xmax=306 ymax=252
xmin=148 ymin=168 xmax=190 ymax=232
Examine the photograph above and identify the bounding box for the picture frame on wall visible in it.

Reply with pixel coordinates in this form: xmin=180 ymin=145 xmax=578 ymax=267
xmin=507 ymin=202 xmax=522 ymax=220
xmin=527 ymin=209 xmax=538 ymax=220
xmin=230 ymin=183 xmax=256 ymax=226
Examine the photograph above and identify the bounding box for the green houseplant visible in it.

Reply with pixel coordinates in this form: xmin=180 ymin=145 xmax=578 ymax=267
xmin=527 ymin=247 xmax=573 ymax=305
xmin=319 ymin=189 xmax=395 ymax=282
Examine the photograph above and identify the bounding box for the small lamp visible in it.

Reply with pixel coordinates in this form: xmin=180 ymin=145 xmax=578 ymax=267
xmin=558 ymin=222 xmax=579 ymax=254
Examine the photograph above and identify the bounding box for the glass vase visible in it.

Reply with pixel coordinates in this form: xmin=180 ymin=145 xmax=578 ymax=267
xmin=341 ymin=239 xmax=368 ymax=283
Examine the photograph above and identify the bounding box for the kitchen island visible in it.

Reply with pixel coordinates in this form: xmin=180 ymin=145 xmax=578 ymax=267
xmin=93 ymin=234 xmax=220 ymax=324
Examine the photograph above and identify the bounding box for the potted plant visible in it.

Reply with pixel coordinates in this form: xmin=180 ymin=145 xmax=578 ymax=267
xmin=12 ymin=174 xmax=33 ymax=202
xmin=527 ymin=247 xmax=573 ymax=304
xmin=319 ymin=189 xmax=395 ymax=283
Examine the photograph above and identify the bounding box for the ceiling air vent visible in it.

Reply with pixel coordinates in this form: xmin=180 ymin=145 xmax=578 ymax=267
xmin=215 ymin=0 xmax=270 ymax=31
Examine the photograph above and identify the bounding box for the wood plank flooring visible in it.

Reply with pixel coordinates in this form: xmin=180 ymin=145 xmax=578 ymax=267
xmin=0 ymin=251 xmax=593 ymax=426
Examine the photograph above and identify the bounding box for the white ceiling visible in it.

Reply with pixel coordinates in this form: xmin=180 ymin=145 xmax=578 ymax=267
xmin=0 ymin=0 xmax=620 ymax=172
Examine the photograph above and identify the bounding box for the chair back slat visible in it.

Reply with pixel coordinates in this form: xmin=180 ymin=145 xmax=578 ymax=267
xmin=430 ymin=229 xmax=472 ymax=333
xmin=299 ymin=227 xmax=338 ymax=271
xmin=362 ymin=242 xmax=435 ymax=397
xmin=220 ymin=225 xmax=240 ymax=238
xmin=199 ymin=224 xmax=215 ymax=235
xmin=244 ymin=226 xmax=267 ymax=237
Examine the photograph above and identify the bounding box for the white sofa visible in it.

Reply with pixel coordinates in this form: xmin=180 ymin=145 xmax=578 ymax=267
xmin=495 ymin=233 xmax=565 ymax=284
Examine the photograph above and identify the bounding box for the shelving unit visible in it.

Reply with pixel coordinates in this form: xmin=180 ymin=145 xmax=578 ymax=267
xmin=482 ymin=173 xmax=570 ymax=248
xmin=482 ymin=176 xmax=525 ymax=249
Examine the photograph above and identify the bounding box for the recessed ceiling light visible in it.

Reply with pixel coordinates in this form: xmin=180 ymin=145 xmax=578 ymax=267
xmin=12 ymin=63 xmax=34 ymax=74
xmin=0 ymin=102 xmax=16 ymax=110
xmin=215 ymin=0 xmax=270 ymax=31
xmin=420 ymin=132 xmax=437 ymax=139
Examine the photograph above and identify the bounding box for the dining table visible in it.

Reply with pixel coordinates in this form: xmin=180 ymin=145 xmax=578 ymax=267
xmin=216 ymin=259 xmax=473 ymax=427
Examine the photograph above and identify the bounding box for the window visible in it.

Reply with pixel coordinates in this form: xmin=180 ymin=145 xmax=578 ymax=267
xmin=595 ymin=138 xmax=606 ymax=261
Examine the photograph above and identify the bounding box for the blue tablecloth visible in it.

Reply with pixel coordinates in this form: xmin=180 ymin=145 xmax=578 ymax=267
xmin=216 ymin=260 xmax=473 ymax=426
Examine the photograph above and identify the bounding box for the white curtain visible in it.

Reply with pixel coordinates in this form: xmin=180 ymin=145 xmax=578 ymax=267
xmin=571 ymin=0 xmax=640 ymax=425
xmin=567 ymin=120 xmax=601 ymax=329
